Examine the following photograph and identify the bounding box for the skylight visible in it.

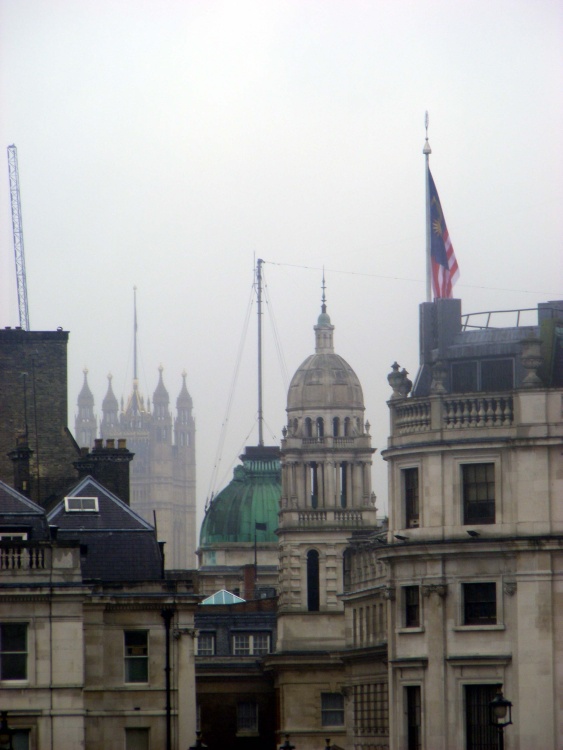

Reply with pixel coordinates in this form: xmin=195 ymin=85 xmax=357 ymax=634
xmin=64 ymin=496 xmax=99 ymax=512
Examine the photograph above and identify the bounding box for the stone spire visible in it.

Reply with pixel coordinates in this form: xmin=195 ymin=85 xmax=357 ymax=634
xmin=75 ymin=367 xmax=97 ymax=448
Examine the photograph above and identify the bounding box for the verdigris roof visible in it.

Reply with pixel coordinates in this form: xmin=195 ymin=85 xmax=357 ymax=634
xmin=199 ymin=446 xmax=281 ymax=546
xmin=201 ymin=589 xmax=246 ymax=605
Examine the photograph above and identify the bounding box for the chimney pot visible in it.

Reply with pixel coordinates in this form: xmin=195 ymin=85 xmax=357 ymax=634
xmin=118 ymin=438 xmax=126 ymax=449
xmin=94 ymin=438 xmax=103 ymax=450
xmin=106 ymin=439 xmax=115 ymax=449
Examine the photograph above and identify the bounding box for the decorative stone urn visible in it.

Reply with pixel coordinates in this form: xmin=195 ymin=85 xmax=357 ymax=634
xmin=521 ymin=337 xmax=543 ymax=388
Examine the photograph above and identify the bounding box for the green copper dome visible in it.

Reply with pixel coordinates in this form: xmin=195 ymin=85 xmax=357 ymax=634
xmin=199 ymin=446 xmax=281 ymax=545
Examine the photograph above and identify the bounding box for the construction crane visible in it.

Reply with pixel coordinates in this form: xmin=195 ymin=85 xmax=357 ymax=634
xmin=7 ymin=144 xmax=30 ymax=330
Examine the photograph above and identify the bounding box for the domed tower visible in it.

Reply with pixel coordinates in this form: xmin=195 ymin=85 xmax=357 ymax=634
xmin=198 ymin=445 xmax=281 ymax=596
xmin=277 ymin=294 xmax=377 ymax=650
xmin=75 ymin=368 xmax=97 ymax=449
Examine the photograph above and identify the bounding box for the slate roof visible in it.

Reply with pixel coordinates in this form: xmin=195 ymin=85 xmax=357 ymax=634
xmin=0 ymin=480 xmax=50 ymax=540
xmin=47 ymin=476 xmax=163 ymax=582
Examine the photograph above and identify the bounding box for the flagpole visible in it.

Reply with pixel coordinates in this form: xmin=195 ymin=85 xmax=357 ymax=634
xmin=423 ymin=112 xmax=432 ymax=303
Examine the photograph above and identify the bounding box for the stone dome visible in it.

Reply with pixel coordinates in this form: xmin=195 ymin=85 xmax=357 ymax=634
xmin=287 ymin=308 xmax=364 ymax=412
xmin=199 ymin=446 xmax=281 ymax=546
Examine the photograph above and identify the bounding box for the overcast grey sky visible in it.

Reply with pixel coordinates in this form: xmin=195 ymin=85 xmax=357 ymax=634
xmin=1 ymin=0 xmax=562 ymax=527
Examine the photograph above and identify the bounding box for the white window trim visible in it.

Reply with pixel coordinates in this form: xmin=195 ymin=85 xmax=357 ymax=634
xmin=395 ymin=461 xmax=422 ymax=531
xmin=196 ymin=632 xmax=216 ymax=656
xmin=232 ymin=632 xmax=271 ymax=656
xmin=64 ymin=496 xmax=99 ymax=512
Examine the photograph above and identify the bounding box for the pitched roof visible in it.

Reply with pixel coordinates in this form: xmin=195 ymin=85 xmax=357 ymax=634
xmin=47 ymin=476 xmax=162 ymax=581
xmin=0 ymin=480 xmax=50 ymax=540
xmin=201 ymin=590 xmax=246 ymax=605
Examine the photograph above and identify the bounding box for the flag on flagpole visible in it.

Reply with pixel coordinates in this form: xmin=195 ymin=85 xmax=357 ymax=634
xmin=428 ymin=169 xmax=459 ymax=298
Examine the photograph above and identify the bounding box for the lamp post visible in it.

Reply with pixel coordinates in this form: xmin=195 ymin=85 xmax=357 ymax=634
xmin=0 ymin=713 xmax=13 ymax=750
xmin=279 ymin=734 xmax=295 ymax=750
xmin=489 ymin=689 xmax=513 ymax=750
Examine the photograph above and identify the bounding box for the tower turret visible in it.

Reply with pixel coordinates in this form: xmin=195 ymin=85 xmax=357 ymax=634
xmin=277 ymin=297 xmax=377 ymax=648
xmin=75 ymin=367 xmax=97 ymax=449
xmin=100 ymin=373 xmax=119 ymax=436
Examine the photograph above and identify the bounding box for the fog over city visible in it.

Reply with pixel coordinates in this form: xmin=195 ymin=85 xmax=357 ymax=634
xmin=0 ymin=0 xmax=561 ymax=526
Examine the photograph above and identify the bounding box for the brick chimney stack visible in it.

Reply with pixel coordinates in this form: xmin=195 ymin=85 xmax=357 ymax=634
xmin=74 ymin=438 xmax=134 ymax=505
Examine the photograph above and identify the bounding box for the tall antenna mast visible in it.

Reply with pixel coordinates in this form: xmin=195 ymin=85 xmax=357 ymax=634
xmin=133 ymin=286 xmax=138 ymax=381
xmin=423 ymin=112 xmax=432 ymax=303
xmin=7 ymin=145 xmax=30 ymax=330
xmin=256 ymin=259 xmax=264 ymax=446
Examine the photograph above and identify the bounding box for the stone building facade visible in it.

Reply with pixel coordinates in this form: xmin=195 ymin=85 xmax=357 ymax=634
xmin=0 ymin=475 xmax=199 ymax=750
xmin=341 ymin=298 xmax=563 ymax=750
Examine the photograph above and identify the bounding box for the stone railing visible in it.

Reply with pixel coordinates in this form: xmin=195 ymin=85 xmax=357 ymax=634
xmin=0 ymin=544 xmax=46 ymax=571
xmin=394 ymin=401 xmax=431 ymax=434
xmin=297 ymin=510 xmax=363 ymax=527
xmin=392 ymin=394 xmax=514 ymax=436
xmin=443 ymin=395 xmax=513 ymax=428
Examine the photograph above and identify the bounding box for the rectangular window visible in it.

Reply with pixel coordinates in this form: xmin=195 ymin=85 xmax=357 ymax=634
xmin=196 ymin=633 xmax=215 ymax=656
xmin=0 ymin=622 xmax=27 ymax=680
xmin=353 ymin=682 xmax=389 ymax=734
xmin=405 ymin=685 xmax=421 ymax=750
xmin=451 ymin=361 xmax=478 ymax=393
xmin=321 ymin=693 xmax=345 ymax=727
xmin=463 ymin=583 xmax=497 ymax=625
xmin=0 ymin=533 xmax=28 ymax=541
xmin=465 ymin=684 xmax=498 ymax=750
xmin=125 ymin=728 xmax=150 ymax=750
xmin=12 ymin=730 xmax=30 ymax=750
xmin=124 ymin=631 xmax=148 ymax=683
xmin=237 ymin=701 xmax=259 ymax=733
xmin=403 ymin=468 xmax=419 ymax=528
xmin=404 ymin=586 xmax=420 ymax=628
xmin=481 ymin=359 xmax=513 ymax=392
xmin=232 ymin=633 xmax=270 ymax=656
xmin=462 ymin=463 xmax=495 ymax=525
xmin=64 ymin=496 xmax=99 ymax=512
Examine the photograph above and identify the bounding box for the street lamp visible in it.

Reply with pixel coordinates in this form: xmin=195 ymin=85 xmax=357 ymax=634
xmin=0 ymin=713 xmax=13 ymax=750
xmin=279 ymin=734 xmax=295 ymax=750
xmin=489 ymin=688 xmax=513 ymax=750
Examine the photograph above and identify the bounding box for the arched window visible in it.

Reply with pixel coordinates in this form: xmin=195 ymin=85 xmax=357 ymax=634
xmin=316 ymin=417 xmax=324 ymax=438
xmin=340 ymin=462 xmax=348 ymax=508
xmin=305 ymin=418 xmax=313 ymax=437
xmin=332 ymin=417 xmax=340 ymax=437
xmin=344 ymin=417 xmax=351 ymax=437
xmin=310 ymin=462 xmax=319 ymax=508
xmin=307 ymin=550 xmax=320 ymax=611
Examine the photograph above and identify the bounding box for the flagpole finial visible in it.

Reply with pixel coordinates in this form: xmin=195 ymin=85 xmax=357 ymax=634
xmin=423 ymin=110 xmax=432 ymax=156
xmin=321 ymin=267 xmax=327 ymax=314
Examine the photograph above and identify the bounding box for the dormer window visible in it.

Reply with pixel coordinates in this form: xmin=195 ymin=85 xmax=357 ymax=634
xmin=64 ymin=496 xmax=99 ymax=512
xmin=451 ymin=359 xmax=514 ymax=393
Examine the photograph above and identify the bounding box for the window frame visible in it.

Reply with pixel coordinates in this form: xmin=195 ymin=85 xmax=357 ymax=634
xmin=402 ymin=467 xmax=420 ymax=528
xmin=64 ymin=496 xmax=99 ymax=512
xmin=464 ymin=683 xmax=499 ymax=750
xmin=321 ymin=692 xmax=345 ymax=727
xmin=462 ymin=462 xmax=496 ymax=525
xmin=124 ymin=630 xmax=149 ymax=684
xmin=405 ymin=685 xmax=422 ymax=750
xmin=232 ymin=632 xmax=271 ymax=656
xmin=462 ymin=582 xmax=497 ymax=626
xmin=236 ymin=700 xmax=259 ymax=735
xmin=196 ymin=632 xmax=216 ymax=656
xmin=0 ymin=622 xmax=28 ymax=681
xmin=403 ymin=586 xmax=421 ymax=629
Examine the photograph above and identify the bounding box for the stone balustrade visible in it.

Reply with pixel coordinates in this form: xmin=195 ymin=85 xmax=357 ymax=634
xmin=392 ymin=393 xmax=514 ymax=436
xmin=297 ymin=510 xmax=364 ymax=527
xmin=0 ymin=543 xmax=46 ymax=570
